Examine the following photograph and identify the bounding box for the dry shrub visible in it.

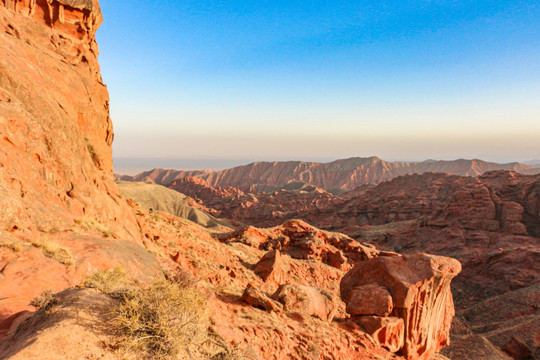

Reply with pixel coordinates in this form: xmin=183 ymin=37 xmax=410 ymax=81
xmin=29 ymin=289 xmax=57 ymax=310
xmin=74 ymin=217 xmax=115 ymax=238
xmin=31 ymin=239 xmax=74 ymax=266
xmin=82 ymin=268 xmax=246 ymax=359
xmin=113 ymin=280 xmax=208 ymax=359
xmin=82 ymin=266 xmax=133 ymax=294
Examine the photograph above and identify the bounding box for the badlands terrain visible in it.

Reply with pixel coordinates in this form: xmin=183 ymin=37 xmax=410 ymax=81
xmin=119 ymin=163 xmax=540 ymax=359
xmin=0 ymin=1 xmax=538 ymax=360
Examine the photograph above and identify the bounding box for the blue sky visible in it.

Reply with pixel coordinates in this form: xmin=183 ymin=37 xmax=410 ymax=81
xmin=96 ymin=0 xmax=540 ymax=170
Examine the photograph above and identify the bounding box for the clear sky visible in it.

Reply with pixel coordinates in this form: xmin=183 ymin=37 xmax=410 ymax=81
xmin=96 ymin=0 xmax=540 ymax=170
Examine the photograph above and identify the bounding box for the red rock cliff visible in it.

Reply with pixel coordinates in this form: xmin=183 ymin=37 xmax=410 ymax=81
xmin=0 ymin=0 xmax=140 ymax=238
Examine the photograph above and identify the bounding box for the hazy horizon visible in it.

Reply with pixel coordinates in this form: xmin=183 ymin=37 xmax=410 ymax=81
xmin=113 ymin=155 xmax=540 ymax=175
xmin=97 ymin=1 xmax=540 ymax=163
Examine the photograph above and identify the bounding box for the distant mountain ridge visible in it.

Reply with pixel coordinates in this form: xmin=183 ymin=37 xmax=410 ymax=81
xmin=119 ymin=156 xmax=540 ymax=191
xmin=524 ymin=159 xmax=540 ymax=166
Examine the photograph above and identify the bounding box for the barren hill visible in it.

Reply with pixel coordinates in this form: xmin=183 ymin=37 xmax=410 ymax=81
xmin=123 ymin=156 xmax=540 ymax=191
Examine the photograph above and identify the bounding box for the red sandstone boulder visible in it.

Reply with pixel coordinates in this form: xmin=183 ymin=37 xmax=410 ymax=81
xmin=241 ymin=283 xmax=283 ymax=313
xmin=253 ymin=250 xmax=290 ymax=285
xmin=354 ymin=316 xmax=405 ymax=353
xmin=272 ymin=283 xmax=338 ymax=322
xmin=341 ymin=253 xmax=461 ymax=359
xmin=346 ymin=284 xmax=393 ymax=317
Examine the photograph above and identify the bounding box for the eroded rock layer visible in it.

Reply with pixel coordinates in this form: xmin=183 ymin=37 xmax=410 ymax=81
xmin=341 ymin=253 xmax=462 ymax=359
xmin=0 ymin=0 xmax=140 ymax=239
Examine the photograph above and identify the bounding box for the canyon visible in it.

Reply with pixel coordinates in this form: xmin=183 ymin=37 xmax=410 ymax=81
xmin=0 ymin=1 xmax=537 ymax=359
xmin=121 ymin=169 xmax=540 ymax=359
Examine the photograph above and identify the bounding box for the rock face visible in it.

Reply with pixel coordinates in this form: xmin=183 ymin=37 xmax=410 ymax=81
xmin=346 ymin=284 xmax=394 ymax=317
xmin=355 ymin=316 xmax=405 ymax=353
xmin=0 ymin=0 xmax=140 ymax=238
xmin=341 ymin=253 xmax=462 ymax=359
xmin=0 ymin=0 xmax=155 ymax=322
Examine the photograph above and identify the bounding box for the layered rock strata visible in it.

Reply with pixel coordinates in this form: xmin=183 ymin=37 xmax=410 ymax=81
xmin=0 ymin=0 xmax=140 ymax=238
xmin=341 ymin=253 xmax=462 ymax=359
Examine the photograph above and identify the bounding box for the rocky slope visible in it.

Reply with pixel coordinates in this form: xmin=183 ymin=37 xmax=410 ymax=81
xmin=162 ymin=171 xmax=539 ymax=359
xmin=123 ymin=156 xmax=540 ymax=191
xmin=0 ymin=2 xmax=462 ymax=359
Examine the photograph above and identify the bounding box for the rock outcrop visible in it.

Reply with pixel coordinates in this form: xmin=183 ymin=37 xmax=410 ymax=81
xmin=253 ymin=249 xmax=290 ymax=285
xmin=0 ymin=0 xmax=154 ymax=322
xmin=346 ymin=284 xmax=394 ymax=317
xmin=219 ymin=219 xmax=379 ymax=270
xmin=341 ymin=253 xmax=462 ymax=359
xmin=0 ymin=0 xmax=140 ymax=238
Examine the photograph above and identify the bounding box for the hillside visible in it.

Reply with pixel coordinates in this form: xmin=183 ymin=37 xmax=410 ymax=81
xmin=117 ymin=181 xmax=231 ymax=230
xmin=123 ymin=156 xmax=540 ymax=191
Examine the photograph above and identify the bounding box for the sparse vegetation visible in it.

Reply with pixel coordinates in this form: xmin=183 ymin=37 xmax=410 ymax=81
xmin=0 ymin=239 xmax=24 ymax=252
xmin=113 ymin=279 xmax=208 ymax=359
xmin=29 ymin=289 xmax=56 ymax=310
xmin=82 ymin=266 xmax=133 ymax=294
xmin=73 ymin=217 xmax=115 ymax=238
xmin=31 ymin=238 xmax=74 ymax=266
xmin=81 ymin=268 xmax=244 ymax=359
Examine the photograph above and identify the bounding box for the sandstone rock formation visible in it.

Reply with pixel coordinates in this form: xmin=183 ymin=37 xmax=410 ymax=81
xmin=219 ymin=219 xmax=379 ymax=270
xmin=341 ymin=253 xmax=462 ymax=359
xmin=253 ymin=249 xmax=290 ymax=285
xmin=0 ymin=0 xmax=158 ymax=323
xmin=346 ymin=284 xmax=394 ymax=317
xmin=241 ymin=283 xmax=283 ymax=313
xmin=355 ymin=316 xmax=405 ymax=353
xmin=0 ymin=0 xmax=140 ymax=239
xmin=122 ymin=167 xmax=540 ymax=359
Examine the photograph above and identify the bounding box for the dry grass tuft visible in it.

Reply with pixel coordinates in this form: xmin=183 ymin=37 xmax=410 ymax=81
xmin=113 ymin=280 xmax=209 ymax=359
xmin=29 ymin=289 xmax=57 ymax=310
xmin=82 ymin=266 xmax=133 ymax=294
xmin=81 ymin=268 xmax=247 ymax=359
xmin=0 ymin=239 xmax=24 ymax=252
xmin=74 ymin=217 xmax=115 ymax=238
xmin=31 ymin=239 xmax=74 ymax=266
